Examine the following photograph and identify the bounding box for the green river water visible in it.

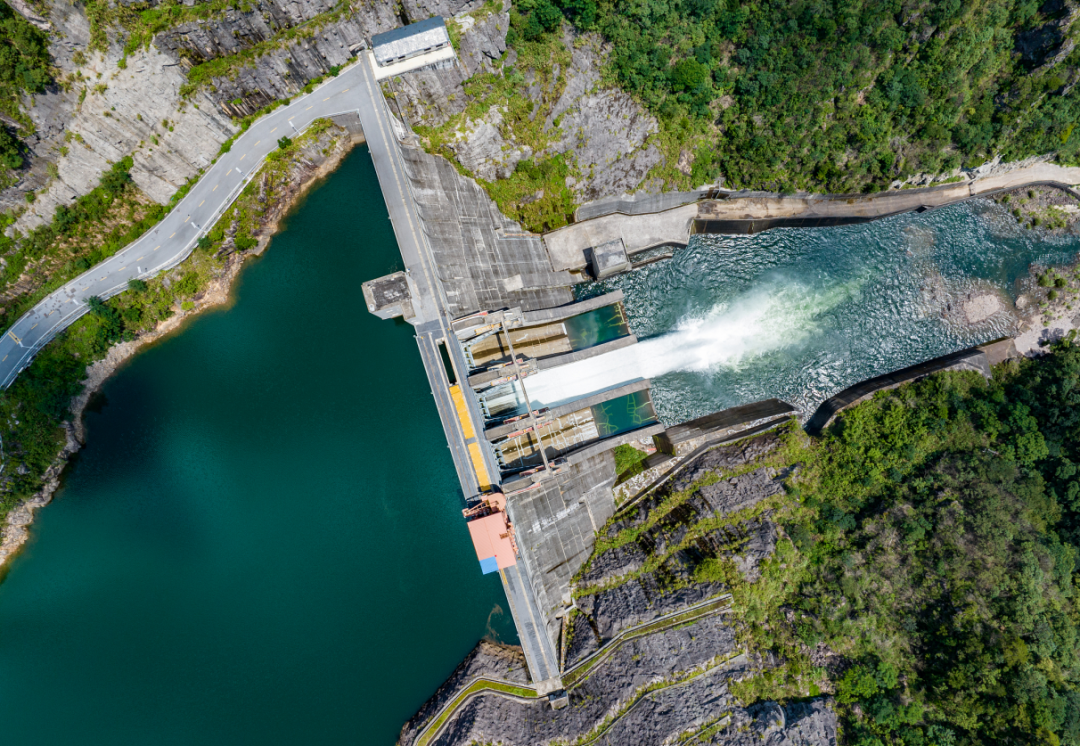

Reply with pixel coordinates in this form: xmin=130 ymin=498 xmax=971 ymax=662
xmin=0 ymin=147 xmax=515 ymax=745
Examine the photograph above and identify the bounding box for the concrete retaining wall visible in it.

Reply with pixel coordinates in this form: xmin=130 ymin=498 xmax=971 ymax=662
xmin=804 ymin=347 xmax=991 ymax=435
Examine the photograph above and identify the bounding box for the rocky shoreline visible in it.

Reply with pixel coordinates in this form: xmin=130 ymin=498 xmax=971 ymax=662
xmin=0 ymin=124 xmax=362 ymax=572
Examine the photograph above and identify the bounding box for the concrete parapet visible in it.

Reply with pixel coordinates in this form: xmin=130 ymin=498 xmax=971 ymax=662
xmin=804 ymin=346 xmax=991 ymax=435
xmin=547 ymin=379 xmax=652 ymax=419
xmin=536 ymin=335 xmax=638 ymax=371
xmin=520 ymin=290 xmax=625 ymax=326
xmin=656 ymin=399 xmax=795 ymax=455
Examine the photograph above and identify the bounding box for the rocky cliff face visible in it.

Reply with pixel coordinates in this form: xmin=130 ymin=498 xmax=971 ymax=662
xmin=393 ymin=22 xmax=666 ymax=203
xmin=402 ymin=428 xmax=838 ymax=746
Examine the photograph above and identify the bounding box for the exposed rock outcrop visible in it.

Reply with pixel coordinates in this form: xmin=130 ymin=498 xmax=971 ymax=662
xmin=394 ymin=22 xmax=666 ymax=205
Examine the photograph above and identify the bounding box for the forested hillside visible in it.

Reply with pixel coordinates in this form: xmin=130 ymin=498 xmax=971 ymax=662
xmin=732 ymin=338 xmax=1080 ymax=746
xmin=513 ymin=0 xmax=1080 ymax=192
xmin=0 ymin=0 xmax=51 ymax=182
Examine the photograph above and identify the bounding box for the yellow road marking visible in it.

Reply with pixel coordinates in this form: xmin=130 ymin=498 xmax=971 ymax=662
xmin=184 ymin=216 xmax=190 ymax=223
xmin=154 ymin=246 xmax=160 ymax=251
xmin=213 ymin=184 xmax=218 ymax=192
xmin=254 ymin=140 xmax=260 ymax=146
xmin=137 ymin=255 xmax=144 ymax=260
xmin=342 ymin=88 xmax=349 ymax=92
xmin=323 ymin=97 xmax=329 ymax=101
xmin=240 ymin=154 xmax=245 ymax=160
xmin=270 ymin=127 xmax=277 ymax=133
xmin=30 ymin=323 xmax=37 ymax=330
xmin=119 ymin=266 xmax=126 ymax=271
xmin=100 ymin=276 xmax=106 ymax=280
xmin=169 ymin=233 xmax=175 ymax=238
xmin=7 ymin=332 xmax=20 ymax=343
xmin=199 ymin=200 xmax=205 ymax=206
xmin=2 ymin=355 xmax=7 ymax=362
xmin=305 ymin=105 xmax=312 ymax=110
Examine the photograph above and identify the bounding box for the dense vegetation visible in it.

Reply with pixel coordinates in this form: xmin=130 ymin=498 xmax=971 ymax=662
xmin=732 ymin=338 xmax=1080 ymax=745
xmin=0 ymin=0 xmax=51 ymax=176
xmin=509 ymin=0 xmax=1080 ymax=193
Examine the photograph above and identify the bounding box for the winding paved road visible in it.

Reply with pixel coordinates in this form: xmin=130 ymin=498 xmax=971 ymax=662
xmin=0 ymin=60 xmax=371 ymax=389
xmin=0 ymin=48 xmax=564 ymax=687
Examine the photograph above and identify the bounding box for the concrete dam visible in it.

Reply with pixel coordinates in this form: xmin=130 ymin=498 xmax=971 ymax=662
xmin=356 ymin=15 xmax=1080 ymax=704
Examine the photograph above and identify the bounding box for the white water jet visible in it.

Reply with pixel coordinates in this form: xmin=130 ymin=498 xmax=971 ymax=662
xmin=525 ymin=279 xmax=864 ymax=409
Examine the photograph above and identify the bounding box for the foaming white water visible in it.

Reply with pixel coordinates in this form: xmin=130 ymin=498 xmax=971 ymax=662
xmin=525 ymin=279 xmax=862 ymax=408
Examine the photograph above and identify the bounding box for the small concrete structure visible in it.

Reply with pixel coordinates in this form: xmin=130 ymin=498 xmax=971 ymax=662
xmin=548 ymin=690 xmax=570 ymax=710
xmin=371 ymin=16 xmax=450 ymax=67
xmin=589 ymin=238 xmax=631 ymax=279
xmin=362 ymin=271 xmax=415 ymax=320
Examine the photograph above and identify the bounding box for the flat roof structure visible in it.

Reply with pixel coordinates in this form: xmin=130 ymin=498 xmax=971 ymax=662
xmin=467 ymin=512 xmax=517 ymax=574
xmin=371 ymin=17 xmax=450 ymax=67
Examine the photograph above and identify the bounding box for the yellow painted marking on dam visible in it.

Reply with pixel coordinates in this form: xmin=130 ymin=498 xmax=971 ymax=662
xmin=449 ymin=384 xmax=476 ymax=440
xmin=449 ymin=383 xmax=492 ymax=491
xmin=468 ymin=442 xmax=492 ymax=491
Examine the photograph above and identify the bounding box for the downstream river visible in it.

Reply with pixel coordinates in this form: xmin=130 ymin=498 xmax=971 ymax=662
xmin=0 ymin=148 xmax=515 ymax=745
xmin=530 ymin=200 xmax=1080 ymax=422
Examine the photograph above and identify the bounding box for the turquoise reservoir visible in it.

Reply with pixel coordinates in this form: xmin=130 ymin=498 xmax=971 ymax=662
xmin=0 ymin=148 xmax=515 ymax=745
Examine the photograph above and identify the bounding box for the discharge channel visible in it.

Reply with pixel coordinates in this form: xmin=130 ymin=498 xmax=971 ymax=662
xmin=527 ymin=199 xmax=1080 ymax=422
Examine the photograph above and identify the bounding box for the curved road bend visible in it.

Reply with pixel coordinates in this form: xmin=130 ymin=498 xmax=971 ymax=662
xmin=0 ymin=60 xmax=372 ymax=390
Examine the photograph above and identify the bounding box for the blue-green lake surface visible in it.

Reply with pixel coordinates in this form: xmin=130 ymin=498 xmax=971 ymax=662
xmin=0 ymin=147 xmax=515 ymax=745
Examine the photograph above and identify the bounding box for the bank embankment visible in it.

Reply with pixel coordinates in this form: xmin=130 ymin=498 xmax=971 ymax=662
xmin=0 ymin=122 xmax=362 ymax=571
xmin=543 ymin=163 xmax=1080 ymax=272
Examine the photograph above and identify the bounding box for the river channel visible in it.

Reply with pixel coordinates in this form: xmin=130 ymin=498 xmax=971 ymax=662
xmin=529 ymin=199 xmax=1080 ymax=422
xmin=0 ymin=148 xmax=515 ymax=745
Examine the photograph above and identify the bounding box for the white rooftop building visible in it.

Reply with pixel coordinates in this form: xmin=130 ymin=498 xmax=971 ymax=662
xmin=371 ymin=17 xmax=451 ymax=67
